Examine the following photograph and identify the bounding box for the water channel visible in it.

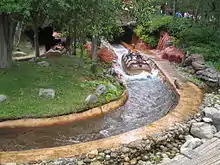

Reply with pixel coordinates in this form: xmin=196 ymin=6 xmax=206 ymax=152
xmin=0 ymin=45 xmax=178 ymax=151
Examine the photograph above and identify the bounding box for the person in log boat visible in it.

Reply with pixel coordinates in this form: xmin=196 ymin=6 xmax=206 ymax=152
xmin=136 ymin=52 xmax=143 ymax=67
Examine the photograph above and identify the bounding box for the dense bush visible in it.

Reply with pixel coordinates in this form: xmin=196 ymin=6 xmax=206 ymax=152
xmin=179 ymin=26 xmax=217 ymax=45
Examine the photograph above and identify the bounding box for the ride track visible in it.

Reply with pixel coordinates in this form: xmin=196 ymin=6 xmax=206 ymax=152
xmin=0 ymin=44 xmax=203 ymax=164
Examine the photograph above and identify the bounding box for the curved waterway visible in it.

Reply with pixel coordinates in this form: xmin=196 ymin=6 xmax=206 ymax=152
xmin=0 ymin=45 xmax=178 ymax=151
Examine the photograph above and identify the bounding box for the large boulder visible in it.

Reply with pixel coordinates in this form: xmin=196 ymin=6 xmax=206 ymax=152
xmin=157 ymin=32 xmax=171 ymax=50
xmin=160 ymin=46 xmax=185 ymax=63
xmin=39 ymin=88 xmax=56 ymax=99
xmin=182 ymin=54 xmax=205 ymax=67
xmin=135 ymin=40 xmax=152 ymax=52
xmin=202 ymin=107 xmax=220 ymax=131
xmin=180 ymin=135 xmax=203 ymax=153
xmin=196 ymin=68 xmax=220 ymax=86
xmin=190 ymin=122 xmax=217 ymax=139
xmin=85 ymin=94 xmax=98 ymax=104
xmin=13 ymin=51 xmax=27 ymax=57
xmin=84 ymin=43 xmax=116 ymax=63
xmin=96 ymin=84 xmax=106 ymax=96
xmin=0 ymin=95 xmax=7 ymax=103
xmin=37 ymin=61 xmax=50 ymax=67
xmin=44 ymin=49 xmax=63 ymax=58
xmin=192 ymin=61 xmax=207 ymax=71
xmin=97 ymin=48 xmax=116 ymax=63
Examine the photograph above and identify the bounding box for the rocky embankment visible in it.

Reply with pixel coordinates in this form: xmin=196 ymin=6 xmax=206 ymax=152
xmin=14 ymin=90 xmax=219 ymax=165
xmin=181 ymin=53 xmax=220 ymax=87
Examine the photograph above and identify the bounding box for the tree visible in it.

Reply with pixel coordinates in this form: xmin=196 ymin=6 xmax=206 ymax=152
xmin=0 ymin=0 xmax=26 ymax=68
xmin=85 ymin=0 xmax=123 ymax=60
xmin=24 ymin=0 xmax=51 ymax=57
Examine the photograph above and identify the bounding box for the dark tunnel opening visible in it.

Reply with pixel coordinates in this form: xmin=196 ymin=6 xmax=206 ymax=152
xmin=109 ymin=25 xmax=136 ymax=44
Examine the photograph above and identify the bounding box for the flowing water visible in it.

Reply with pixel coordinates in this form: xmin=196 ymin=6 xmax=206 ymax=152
xmin=0 ymin=45 xmax=178 ymax=151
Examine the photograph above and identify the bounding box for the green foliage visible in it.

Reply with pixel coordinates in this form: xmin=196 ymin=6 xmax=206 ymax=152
xmin=135 ymin=16 xmax=173 ymax=47
xmin=179 ymin=26 xmax=217 ymax=45
xmin=167 ymin=18 xmax=192 ymax=37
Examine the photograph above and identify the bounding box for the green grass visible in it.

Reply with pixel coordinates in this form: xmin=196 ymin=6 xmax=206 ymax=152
xmin=0 ymin=56 xmax=123 ymax=120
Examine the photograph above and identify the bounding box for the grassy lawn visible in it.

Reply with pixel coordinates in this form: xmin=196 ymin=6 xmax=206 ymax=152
xmin=0 ymin=56 xmax=124 ymax=120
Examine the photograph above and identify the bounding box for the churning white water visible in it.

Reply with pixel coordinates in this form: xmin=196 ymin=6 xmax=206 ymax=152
xmin=111 ymin=44 xmax=159 ymax=82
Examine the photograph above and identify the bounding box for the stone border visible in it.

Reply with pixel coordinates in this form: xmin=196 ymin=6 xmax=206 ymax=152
xmin=0 ymin=91 xmax=128 ymax=128
xmin=0 ymin=47 xmax=203 ymax=164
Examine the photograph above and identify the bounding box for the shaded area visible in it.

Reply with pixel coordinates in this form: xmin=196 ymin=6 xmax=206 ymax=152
xmin=0 ymin=78 xmax=177 ymax=151
xmin=110 ymin=25 xmax=135 ymax=44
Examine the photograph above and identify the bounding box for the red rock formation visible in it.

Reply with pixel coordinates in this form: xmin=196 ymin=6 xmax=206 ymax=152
xmin=98 ymin=48 xmax=117 ymax=63
xmin=160 ymin=46 xmax=185 ymax=63
xmin=156 ymin=32 xmax=185 ymax=63
xmin=157 ymin=32 xmax=170 ymax=50
xmin=84 ymin=42 xmax=116 ymax=63
xmin=135 ymin=41 xmax=152 ymax=52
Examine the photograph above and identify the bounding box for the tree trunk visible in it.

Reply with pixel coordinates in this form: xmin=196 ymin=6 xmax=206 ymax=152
xmin=92 ymin=35 xmax=98 ymax=61
xmin=68 ymin=24 xmax=73 ymax=55
xmin=33 ymin=24 xmax=40 ymax=57
xmin=173 ymin=0 xmax=176 ymax=18
xmin=73 ymin=29 xmax=77 ymax=56
xmin=14 ymin=21 xmax=23 ymax=48
xmin=0 ymin=13 xmax=17 ymax=68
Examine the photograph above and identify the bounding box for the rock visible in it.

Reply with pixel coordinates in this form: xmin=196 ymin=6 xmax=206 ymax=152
xmin=37 ymin=61 xmax=50 ymax=67
xmin=141 ymin=155 xmax=149 ymax=161
xmin=214 ymin=104 xmax=220 ymax=110
xmin=98 ymin=152 xmax=105 ymax=157
xmin=88 ymin=150 xmax=98 ymax=159
xmin=107 ymin=83 xmax=117 ymax=91
xmin=196 ymin=68 xmax=220 ymax=86
xmin=83 ymin=158 xmax=92 ymax=163
xmin=124 ymin=156 xmax=130 ymax=162
xmin=202 ymin=107 xmax=220 ymax=125
xmin=190 ymin=122 xmax=217 ymax=139
xmin=90 ymin=161 xmax=102 ymax=165
xmin=138 ymin=160 xmax=148 ymax=165
xmin=39 ymin=88 xmax=55 ymax=99
xmin=162 ymin=153 xmax=169 ymax=159
xmin=29 ymin=58 xmax=35 ymax=62
xmin=44 ymin=49 xmax=63 ymax=58
xmin=96 ymin=155 xmax=104 ymax=161
xmin=160 ymin=46 xmax=184 ymax=63
xmin=130 ymin=159 xmax=138 ymax=165
xmin=161 ymin=157 xmax=171 ymax=164
xmin=110 ymin=152 xmax=117 ymax=158
xmin=105 ymin=155 xmax=111 ymax=160
xmin=96 ymin=84 xmax=106 ymax=96
xmin=0 ymin=95 xmax=7 ymax=103
xmin=180 ymin=137 xmax=203 ymax=153
xmin=121 ymin=147 xmax=130 ymax=153
xmin=182 ymin=53 xmax=205 ymax=67
xmin=77 ymin=160 xmax=85 ymax=165
xmin=202 ymin=117 xmax=213 ymax=123
xmin=85 ymin=94 xmax=98 ymax=104
xmin=97 ymin=47 xmax=117 ymax=63
xmin=192 ymin=61 xmax=207 ymax=71
xmin=13 ymin=51 xmax=27 ymax=57
xmin=104 ymin=150 xmax=111 ymax=154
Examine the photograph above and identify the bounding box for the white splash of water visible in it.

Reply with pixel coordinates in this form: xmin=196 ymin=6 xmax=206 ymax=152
xmin=111 ymin=44 xmax=159 ymax=81
xmin=99 ymin=130 xmax=109 ymax=137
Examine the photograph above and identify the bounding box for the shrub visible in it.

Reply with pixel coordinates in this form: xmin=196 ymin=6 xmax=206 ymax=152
xmin=179 ymin=26 xmax=217 ymax=45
